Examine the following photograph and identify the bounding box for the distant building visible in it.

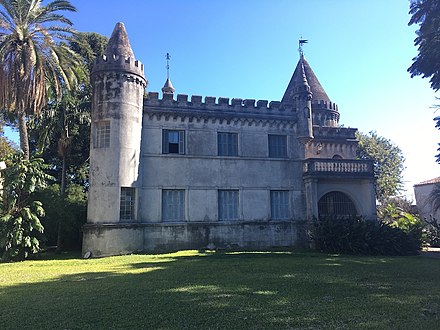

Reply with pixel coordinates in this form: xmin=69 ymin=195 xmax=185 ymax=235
xmin=414 ymin=177 xmax=440 ymax=221
xmin=83 ymin=23 xmax=376 ymax=257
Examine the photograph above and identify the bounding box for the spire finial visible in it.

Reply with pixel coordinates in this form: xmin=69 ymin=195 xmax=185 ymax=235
xmin=162 ymin=52 xmax=175 ymax=95
xmin=298 ymin=38 xmax=308 ymax=57
xmin=166 ymin=52 xmax=171 ymax=80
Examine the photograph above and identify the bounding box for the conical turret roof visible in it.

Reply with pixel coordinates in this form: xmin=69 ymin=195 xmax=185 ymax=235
xmin=282 ymin=56 xmax=330 ymax=104
xmin=104 ymin=22 xmax=135 ymax=58
xmin=162 ymin=78 xmax=175 ymax=94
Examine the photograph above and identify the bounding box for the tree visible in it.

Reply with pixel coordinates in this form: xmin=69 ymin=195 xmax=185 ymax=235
xmin=356 ymin=131 xmax=405 ymax=203
xmin=0 ymin=153 xmax=51 ymax=260
xmin=0 ymin=0 xmax=80 ymax=161
xmin=28 ymin=32 xmax=107 ymax=250
xmin=408 ymin=0 xmax=440 ymax=90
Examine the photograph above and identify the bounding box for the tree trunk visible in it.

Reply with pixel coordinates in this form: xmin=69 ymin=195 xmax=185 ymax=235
xmin=56 ymin=154 xmax=67 ymax=252
xmin=18 ymin=111 xmax=30 ymax=161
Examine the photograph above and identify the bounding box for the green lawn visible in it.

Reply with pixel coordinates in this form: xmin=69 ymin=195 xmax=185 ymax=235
xmin=0 ymin=251 xmax=439 ymax=329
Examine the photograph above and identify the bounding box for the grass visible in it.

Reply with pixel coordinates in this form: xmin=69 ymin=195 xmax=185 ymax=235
xmin=0 ymin=250 xmax=439 ymax=329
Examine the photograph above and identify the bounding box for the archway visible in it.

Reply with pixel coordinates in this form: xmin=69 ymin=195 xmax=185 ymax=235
xmin=318 ymin=191 xmax=357 ymax=217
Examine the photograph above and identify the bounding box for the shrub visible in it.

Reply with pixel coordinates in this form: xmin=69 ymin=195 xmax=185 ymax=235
xmin=424 ymin=216 xmax=440 ymax=247
xmin=311 ymin=216 xmax=421 ymax=256
xmin=0 ymin=154 xmax=51 ymax=261
xmin=378 ymin=202 xmax=425 ymax=247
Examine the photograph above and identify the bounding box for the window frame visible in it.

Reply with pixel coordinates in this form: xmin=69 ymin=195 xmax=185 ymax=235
xmin=96 ymin=121 xmax=110 ymax=148
xmin=218 ymin=189 xmax=239 ymax=221
xmin=162 ymin=189 xmax=185 ymax=222
xmin=162 ymin=129 xmax=185 ymax=154
xmin=268 ymin=134 xmax=287 ymax=158
xmin=217 ymin=132 xmax=238 ymax=156
xmin=270 ymin=190 xmax=290 ymax=220
xmin=120 ymin=187 xmax=135 ymax=221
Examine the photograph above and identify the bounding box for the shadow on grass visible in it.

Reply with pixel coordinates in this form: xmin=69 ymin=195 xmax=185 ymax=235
xmin=1 ymin=252 xmax=439 ymax=329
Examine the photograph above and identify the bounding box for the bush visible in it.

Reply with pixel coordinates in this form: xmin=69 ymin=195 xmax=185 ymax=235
xmin=0 ymin=154 xmax=51 ymax=261
xmin=424 ymin=216 xmax=440 ymax=247
xmin=311 ymin=216 xmax=421 ymax=256
xmin=378 ymin=202 xmax=425 ymax=247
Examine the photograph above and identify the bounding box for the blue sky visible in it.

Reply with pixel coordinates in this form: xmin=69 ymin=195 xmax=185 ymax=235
xmin=7 ymin=0 xmax=438 ymax=199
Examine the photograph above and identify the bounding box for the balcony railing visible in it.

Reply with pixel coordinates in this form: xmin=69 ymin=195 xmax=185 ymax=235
xmin=303 ymin=158 xmax=373 ymax=177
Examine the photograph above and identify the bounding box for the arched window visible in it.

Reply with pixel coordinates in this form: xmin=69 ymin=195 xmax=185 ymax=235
xmin=332 ymin=154 xmax=343 ymax=159
xmin=318 ymin=191 xmax=357 ymax=217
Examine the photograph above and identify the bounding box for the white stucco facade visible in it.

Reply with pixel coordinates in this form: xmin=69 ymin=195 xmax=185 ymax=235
xmin=83 ymin=23 xmax=376 ymax=257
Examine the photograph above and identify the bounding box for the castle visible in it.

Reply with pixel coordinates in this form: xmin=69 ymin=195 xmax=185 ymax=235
xmin=83 ymin=23 xmax=376 ymax=257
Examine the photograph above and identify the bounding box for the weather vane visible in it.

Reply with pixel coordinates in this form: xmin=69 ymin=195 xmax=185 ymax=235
xmin=298 ymin=38 xmax=308 ymax=57
xmin=165 ymin=52 xmax=171 ymax=80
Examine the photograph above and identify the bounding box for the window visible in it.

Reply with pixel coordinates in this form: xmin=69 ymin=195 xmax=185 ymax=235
xmin=218 ymin=132 xmax=238 ymax=156
xmin=271 ymin=190 xmax=290 ymax=220
xmin=318 ymin=191 xmax=357 ymax=217
xmin=96 ymin=121 xmax=110 ymax=148
xmin=218 ymin=190 xmax=239 ymax=221
xmin=120 ymin=187 xmax=135 ymax=220
xmin=162 ymin=190 xmax=185 ymax=221
xmin=268 ymin=134 xmax=287 ymax=158
xmin=163 ymin=130 xmax=185 ymax=154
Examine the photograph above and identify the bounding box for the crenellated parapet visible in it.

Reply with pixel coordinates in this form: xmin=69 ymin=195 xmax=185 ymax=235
xmin=144 ymin=92 xmax=294 ymax=119
xmin=311 ymin=100 xmax=340 ymax=127
xmin=92 ymin=54 xmax=145 ymax=79
xmin=312 ymin=99 xmax=338 ymax=111
xmin=313 ymin=126 xmax=357 ymax=140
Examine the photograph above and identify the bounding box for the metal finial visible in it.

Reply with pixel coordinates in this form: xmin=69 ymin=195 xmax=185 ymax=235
xmin=166 ymin=52 xmax=171 ymax=80
xmin=298 ymin=38 xmax=308 ymax=57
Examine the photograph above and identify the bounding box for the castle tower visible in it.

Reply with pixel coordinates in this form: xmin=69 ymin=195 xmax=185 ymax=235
xmin=282 ymin=55 xmax=313 ymax=141
xmin=282 ymin=56 xmax=339 ymax=127
xmin=86 ymin=22 xmax=147 ymax=225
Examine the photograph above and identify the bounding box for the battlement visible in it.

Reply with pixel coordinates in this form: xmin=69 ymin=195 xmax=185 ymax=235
xmin=313 ymin=126 xmax=357 ymax=140
xmin=144 ymin=92 xmax=290 ymax=117
xmin=91 ymin=54 xmax=145 ymax=77
xmin=312 ymin=99 xmax=338 ymax=111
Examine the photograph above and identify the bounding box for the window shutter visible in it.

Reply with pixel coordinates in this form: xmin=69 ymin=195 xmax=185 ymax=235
xmin=163 ymin=130 xmax=169 ymax=153
xmin=179 ymin=131 xmax=185 ymax=154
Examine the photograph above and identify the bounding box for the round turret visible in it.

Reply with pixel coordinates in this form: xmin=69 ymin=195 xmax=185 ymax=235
xmin=87 ymin=22 xmax=147 ymax=225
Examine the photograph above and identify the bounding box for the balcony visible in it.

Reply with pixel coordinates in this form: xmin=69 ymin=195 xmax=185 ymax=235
xmin=303 ymin=158 xmax=374 ymax=179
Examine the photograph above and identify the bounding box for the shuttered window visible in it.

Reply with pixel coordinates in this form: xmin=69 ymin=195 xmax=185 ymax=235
xmin=120 ymin=187 xmax=135 ymax=220
xmin=162 ymin=190 xmax=185 ymax=221
xmin=218 ymin=190 xmax=239 ymax=221
xmin=270 ymin=190 xmax=290 ymax=220
xmin=268 ymin=134 xmax=287 ymax=158
xmin=163 ymin=130 xmax=185 ymax=154
xmin=218 ymin=132 xmax=238 ymax=156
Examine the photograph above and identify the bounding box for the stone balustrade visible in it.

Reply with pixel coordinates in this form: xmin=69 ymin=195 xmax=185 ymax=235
xmin=304 ymin=158 xmax=373 ymax=177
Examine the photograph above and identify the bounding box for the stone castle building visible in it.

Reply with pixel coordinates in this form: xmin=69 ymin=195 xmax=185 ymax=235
xmin=83 ymin=23 xmax=376 ymax=257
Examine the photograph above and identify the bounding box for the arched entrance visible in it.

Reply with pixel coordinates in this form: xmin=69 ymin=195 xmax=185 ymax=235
xmin=318 ymin=191 xmax=357 ymax=217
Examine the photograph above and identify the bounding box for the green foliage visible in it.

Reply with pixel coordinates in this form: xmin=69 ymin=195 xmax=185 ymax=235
xmin=68 ymin=32 xmax=109 ymax=72
xmin=435 ymin=116 xmax=440 ymax=163
xmin=0 ymin=154 xmax=52 ymax=260
xmin=356 ymin=131 xmax=405 ymax=202
xmin=0 ymin=0 xmax=81 ymax=160
xmin=378 ymin=202 xmax=425 ymax=246
xmin=424 ymin=216 xmax=440 ymax=247
xmin=408 ymin=0 xmax=440 ymax=91
xmin=312 ymin=216 xmax=421 ymax=256
xmin=35 ymin=184 xmax=87 ymax=250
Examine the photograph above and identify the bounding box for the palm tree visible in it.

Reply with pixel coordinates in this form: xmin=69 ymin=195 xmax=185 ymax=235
xmin=0 ymin=0 xmax=80 ymax=161
xmin=428 ymin=183 xmax=440 ymax=216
